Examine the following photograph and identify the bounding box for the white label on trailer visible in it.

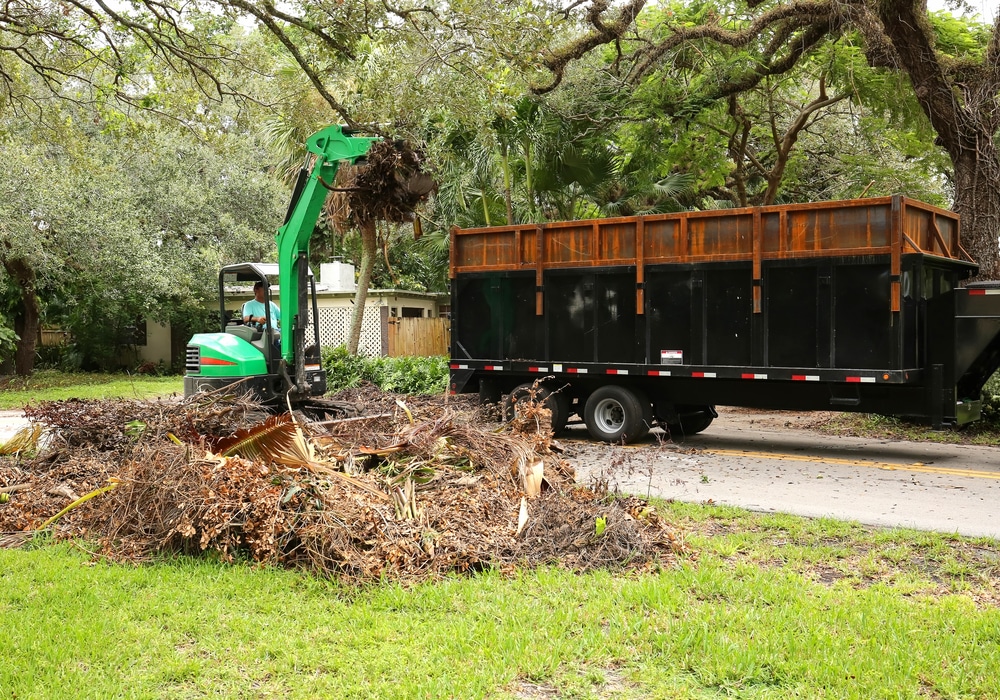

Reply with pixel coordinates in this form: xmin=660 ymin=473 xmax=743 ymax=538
xmin=661 ymin=350 xmax=683 ymax=365
xmin=553 ymin=364 xmax=563 ymax=372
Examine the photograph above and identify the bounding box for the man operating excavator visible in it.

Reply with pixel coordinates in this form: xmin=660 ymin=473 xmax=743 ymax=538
xmin=242 ymin=280 xmax=281 ymax=331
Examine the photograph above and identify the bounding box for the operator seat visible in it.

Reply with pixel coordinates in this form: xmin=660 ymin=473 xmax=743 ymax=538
xmin=225 ymin=325 xmax=261 ymax=343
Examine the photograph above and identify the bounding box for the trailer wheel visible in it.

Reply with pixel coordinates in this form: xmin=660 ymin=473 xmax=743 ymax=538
xmin=583 ymin=386 xmax=652 ymax=443
xmin=502 ymin=383 xmax=569 ymax=434
xmin=664 ymin=405 xmax=716 ymax=437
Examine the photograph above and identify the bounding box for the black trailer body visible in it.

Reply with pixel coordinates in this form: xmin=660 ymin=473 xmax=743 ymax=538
xmin=448 ymin=196 xmax=1000 ymax=441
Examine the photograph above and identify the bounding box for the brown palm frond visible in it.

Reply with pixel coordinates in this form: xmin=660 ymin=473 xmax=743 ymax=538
xmin=213 ymin=414 xmax=311 ymax=467
xmin=0 ymin=424 xmax=43 ymax=456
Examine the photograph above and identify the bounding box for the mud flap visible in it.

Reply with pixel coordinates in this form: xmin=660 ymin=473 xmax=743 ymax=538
xmin=449 ymin=368 xmax=478 ymax=395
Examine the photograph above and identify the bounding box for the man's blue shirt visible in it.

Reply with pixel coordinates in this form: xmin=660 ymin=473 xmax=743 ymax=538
xmin=242 ymin=299 xmax=281 ymax=329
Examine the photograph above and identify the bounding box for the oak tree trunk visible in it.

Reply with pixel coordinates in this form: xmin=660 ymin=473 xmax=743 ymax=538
xmin=876 ymin=0 xmax=1000 ymax=279
xmin=952 ymin=150 xmax=1000 ymax=280
xmin=4 ymin=257 xmax=40 ymax=376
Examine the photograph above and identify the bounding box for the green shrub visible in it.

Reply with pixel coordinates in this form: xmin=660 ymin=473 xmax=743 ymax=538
xmin=979 ymin=371 xmax=1000 ymax=427
xmin=321 ymin=345 xmax=367 ymax=391
xmin=322 ymin=347 xmax=448 ymax=395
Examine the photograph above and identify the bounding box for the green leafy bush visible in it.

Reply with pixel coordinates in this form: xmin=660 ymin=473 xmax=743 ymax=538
xmin=322 ymin=346 xmax=447 ymax=395
xmin=978 ymin=371 xmax=1000 ymax=427
xmin=0 ymin=324 xmax=18 ymax=368
xmin=321 ymin=345 xmax=368 ymax=391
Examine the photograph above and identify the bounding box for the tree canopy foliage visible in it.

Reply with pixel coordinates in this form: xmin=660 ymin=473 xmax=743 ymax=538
xmin=0 ymin=0 xmax=997 ymax=372
xmin=533 ymin=0 xmax=1000 ymax=275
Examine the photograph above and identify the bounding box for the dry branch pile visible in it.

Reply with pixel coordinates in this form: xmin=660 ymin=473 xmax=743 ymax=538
xmin=0 ymin=386 xmax=685 ymax=583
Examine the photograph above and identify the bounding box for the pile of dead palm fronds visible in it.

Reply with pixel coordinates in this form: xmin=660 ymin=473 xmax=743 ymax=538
xmin=0 ymin=387 xmax=686 ymax=583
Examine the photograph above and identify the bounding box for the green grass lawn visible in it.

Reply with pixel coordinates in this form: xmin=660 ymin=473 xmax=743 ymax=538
xmin=2 ymin=503 xmax=998 ymax=699
xmin=0 ymin=370 xmax=182 ymax=409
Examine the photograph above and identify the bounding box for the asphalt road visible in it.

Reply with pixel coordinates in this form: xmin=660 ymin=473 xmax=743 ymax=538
xmin=0 ymin=410 xmax=26 ymax=444
xmin=565 ymin=409 xmax=1000 ymax=539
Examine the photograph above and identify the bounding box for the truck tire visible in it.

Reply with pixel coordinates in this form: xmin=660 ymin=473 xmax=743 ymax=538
xmin=583 ymin=385 xmax=653 ymax=443
xmin=664 ymin=405 xmax=716 ymax=438
xmin=503 ymin=383 xmax=570 ymax=434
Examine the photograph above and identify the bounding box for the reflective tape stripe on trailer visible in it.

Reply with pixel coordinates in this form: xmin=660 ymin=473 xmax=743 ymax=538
xmin=647 ymin=370 xmax=672 ymax=376
xmin=528 ymin=366 xmax=549 ymax=372
xmin=606 ymin=369 xmax=629 ymax=375
xmin=567 ymin=367 xmax=588 ymax=374
xmin=741 ymin=373 xmax=768 ymax=379
xmin=484 ymin=365 xmax=504 ymax=371
xmin=692 ymin=371 xmax=717 ymax=378
xmin=449 ymin=364 xmax=470 ymax=370
xmin=846 ymin=376 xmax=877 ymax=383
xmin=792 ymin=375 xmax=820 ymax=381
xmin=968 ymin=289 xmax=1000 ymax=295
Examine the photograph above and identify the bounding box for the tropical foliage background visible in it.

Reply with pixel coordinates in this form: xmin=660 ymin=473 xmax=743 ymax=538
xmin=0 ymin=0 xmax=995 ymax=374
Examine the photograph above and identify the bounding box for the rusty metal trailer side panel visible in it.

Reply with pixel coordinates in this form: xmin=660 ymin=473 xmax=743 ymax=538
xmin=450 ymin=196 xmax=969 ymax=316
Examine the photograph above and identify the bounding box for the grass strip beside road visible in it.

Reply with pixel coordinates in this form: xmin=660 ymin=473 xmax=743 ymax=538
xmin=822 ymin=412 xmax=1000 ymax=447
xmin=1 ymin=503 xmax=998 ymax=699
xmin=0 ymin=371 xmax=182 ymax=409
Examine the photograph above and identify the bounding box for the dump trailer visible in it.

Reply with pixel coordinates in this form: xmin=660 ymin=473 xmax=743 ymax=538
xmin=448 ymin=195 xmax=1000 ymax=442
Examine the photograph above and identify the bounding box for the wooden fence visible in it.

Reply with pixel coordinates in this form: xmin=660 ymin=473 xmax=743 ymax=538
xmin=386 ymin=317 xmax=450 ymax=357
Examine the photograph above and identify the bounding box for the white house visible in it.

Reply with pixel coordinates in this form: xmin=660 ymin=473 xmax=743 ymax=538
xmin=221 ymin=261 xmax=449 ymax=358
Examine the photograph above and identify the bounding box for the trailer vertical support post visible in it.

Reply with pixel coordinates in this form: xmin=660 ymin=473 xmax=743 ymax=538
xmin=931 ymin=363 xmax=944 ymax=429
xmin=636 ymin=218 xmax=645 ymax=315
xmin=752 ymin=209 xmax=762 ymax=314
xmin=448 ymin=225 xmax=459 ymax=280
xmin=535 ymin=226 xmax=544 ymax=315
xmin=752 ymin=209 xmax=765 ymax=365
xmin=890 ymin=196 xmax=902 ymax=313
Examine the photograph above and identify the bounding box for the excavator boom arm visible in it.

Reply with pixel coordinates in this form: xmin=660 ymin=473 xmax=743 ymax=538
xmin=276 ymin=126 xmax=379 ymax=375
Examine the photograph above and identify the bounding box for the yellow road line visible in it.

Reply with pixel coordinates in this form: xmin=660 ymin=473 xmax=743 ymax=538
xmin=703 ymin=448 xmax=1000 ymax=481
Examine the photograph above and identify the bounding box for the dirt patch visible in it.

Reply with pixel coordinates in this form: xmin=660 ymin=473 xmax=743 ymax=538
xmin=715 ymin=406 xmax=841 ymax=432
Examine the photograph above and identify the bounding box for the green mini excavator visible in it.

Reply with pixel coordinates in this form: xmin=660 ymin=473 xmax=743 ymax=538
xmin=183 ymin=125 xmax=379 ymax=403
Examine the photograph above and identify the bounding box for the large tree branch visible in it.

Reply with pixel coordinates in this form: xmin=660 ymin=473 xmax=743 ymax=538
xmin=255 ymin=1 xmax=357 ymax=60
xmin=874 ymin=0 xmax=969 ymax=157
xmin=226 ymin=0 xmax=356 ymax=126
xmin=532 ymin=0 xmax=646 ymax=94
xmin=627 ymin=1 xmax=835 ymax=84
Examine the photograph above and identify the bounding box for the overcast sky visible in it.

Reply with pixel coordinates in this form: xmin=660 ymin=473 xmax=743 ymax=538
xmin=927 ymin=0 xmax=999 ymax=22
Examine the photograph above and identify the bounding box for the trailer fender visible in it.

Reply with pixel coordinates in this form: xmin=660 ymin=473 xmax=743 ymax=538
xmin=449 ymin=367 xmax=478 ymax=396
xmin=662 ymin=404 xmax=717 ymax=438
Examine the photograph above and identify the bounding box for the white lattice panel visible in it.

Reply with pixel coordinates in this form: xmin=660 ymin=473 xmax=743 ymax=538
xmin=315 ymin=306 xmax=384 ymax=357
